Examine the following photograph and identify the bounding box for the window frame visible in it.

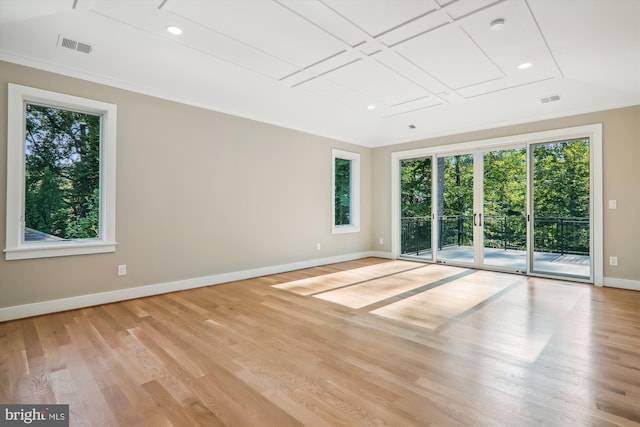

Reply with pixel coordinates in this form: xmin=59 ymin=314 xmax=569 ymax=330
xmin=5 ymin=83 xmax=117 ymax=260
xmin=332 ymin=148 xmax=360 ymax=234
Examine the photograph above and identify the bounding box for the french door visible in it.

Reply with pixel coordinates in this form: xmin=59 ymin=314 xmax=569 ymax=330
xmin=398 ymin=138 xmax=593 ymax=281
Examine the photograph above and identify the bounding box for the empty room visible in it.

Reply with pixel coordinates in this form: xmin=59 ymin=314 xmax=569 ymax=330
xmin=1 ymin=0 xmax=639 ymax=426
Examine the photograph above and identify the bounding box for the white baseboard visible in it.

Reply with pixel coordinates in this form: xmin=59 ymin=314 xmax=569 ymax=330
xmin=365 ymin=250 xmax=393 ymax=259
xmin=603 ymin=276 xmax=640 ymax=291
xmin=0 ymin=251 xmax=390 ymax=322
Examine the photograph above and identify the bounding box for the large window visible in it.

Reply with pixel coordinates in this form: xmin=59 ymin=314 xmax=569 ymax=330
xmin=5 ymin=84 xmax=117 ymax=260
xmin=332 ymin=149 xmax=360 ymax=234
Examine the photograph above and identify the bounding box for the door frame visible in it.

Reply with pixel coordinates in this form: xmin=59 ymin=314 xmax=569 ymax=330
xmin=391 ymin=124 xmax=603 ymax=285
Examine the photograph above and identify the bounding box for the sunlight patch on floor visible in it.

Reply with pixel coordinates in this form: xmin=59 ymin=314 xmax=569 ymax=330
xmin=370 ymin=270 xmax=519 ymax=330
xmin=438 ymin=278 xmax=588 ymax=362
xmin=272 ymin=260 xmax=421 ymax=295
xmin=314 ymin=264 xmax=465 ymax=309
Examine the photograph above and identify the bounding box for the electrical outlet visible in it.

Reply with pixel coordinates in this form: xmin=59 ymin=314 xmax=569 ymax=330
xmin=316 ymin=243 xmax=321 ymax=251
xmin=608 ymin=200 xmax=617 ymax=209
xmin=379 ymin=238 xmax=384 ymax=245
xmin=609 ymin=256 xmax=618 ymax=266
xmin=118 ymin=264 xmax=127 ymax=276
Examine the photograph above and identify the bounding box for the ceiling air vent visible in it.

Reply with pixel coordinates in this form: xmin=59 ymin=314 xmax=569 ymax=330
xmin=58 ymin=35 xmax=92 ymax=54
xmin=540 ymin=94 xmax=561 ymax=104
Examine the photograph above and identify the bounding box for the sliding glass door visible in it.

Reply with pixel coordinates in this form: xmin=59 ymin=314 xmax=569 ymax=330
xmin=436 ymin=154 xmax=475 ymax=265
xmin=400 ymin=157 xmax=433 ymax=260
xmin=397 ymin=133 xmax=594 ymax=282
xmin=531 ymin=139 xmax=591 ymax=279
xmin=482 ymin=148 xmax=527 ymax=271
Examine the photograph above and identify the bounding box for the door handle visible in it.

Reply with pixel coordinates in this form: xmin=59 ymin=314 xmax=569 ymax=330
xmin=473 ymin=213 xmax=477 ymax=226
xmin=479 ymin=213 xmax=483 ymax=226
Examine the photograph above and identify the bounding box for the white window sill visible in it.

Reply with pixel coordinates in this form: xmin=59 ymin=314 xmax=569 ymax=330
xmin=332 ymin=225 xmax=360 ymax=234
xmin=5 ymin=241 xmax=117 ymax=260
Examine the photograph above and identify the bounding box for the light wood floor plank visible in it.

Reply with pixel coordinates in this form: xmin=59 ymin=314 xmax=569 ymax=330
xmin=2 ymin=257 xmax=640 ymax=426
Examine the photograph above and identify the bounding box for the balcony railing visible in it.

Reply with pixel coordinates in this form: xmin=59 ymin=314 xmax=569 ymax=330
xmin=400 ymin=216 xmax=432 ymax=255
xmin=400 ymin=215 xmax=589 ymax=256
xmin=533 ymin=216 xmax=589 ymax=255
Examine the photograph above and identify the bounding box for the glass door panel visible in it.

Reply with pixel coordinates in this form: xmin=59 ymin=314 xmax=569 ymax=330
xmin=482 ymin=148 xmax=527 ymax=271
xmin=400 ymin=157 xmax=433 ymax=260
xmin=436 ymin=154 xmax=474 ymax=264
xmin=531 ymin=139 xmax=591 ymax=278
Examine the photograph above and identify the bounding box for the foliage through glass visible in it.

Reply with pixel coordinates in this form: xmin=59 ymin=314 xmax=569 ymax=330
xmin=533 ymin=138 xmax=590 ymax=255
xmin=400 ymin=157 xmax=432 ymax=256
xmin=24 ymin=103 xmax=101 ymax=241
xmin=334 ymin=158 xmax=351 ymax=226
xmin=399 ymin=139 xmax=590 ymax=261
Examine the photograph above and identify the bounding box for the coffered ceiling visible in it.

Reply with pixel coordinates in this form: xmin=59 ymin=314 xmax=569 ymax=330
xmin=1 ymin=0 xmax=639 ymax=147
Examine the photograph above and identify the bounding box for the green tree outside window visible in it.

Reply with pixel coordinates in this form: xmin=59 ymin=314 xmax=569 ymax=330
xmin=24 ymin=104 xmax=101 ymax=241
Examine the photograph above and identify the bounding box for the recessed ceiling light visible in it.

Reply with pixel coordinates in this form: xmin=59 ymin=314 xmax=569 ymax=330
xmin=367 ymin=105 xmax=376 ymax=110
xmin=166 ymin=25 xmax=183 ymax=35
xmin=490 ymin=18 xmax=505 ymax=31
xmin=518 ymin=62 xmax=533 ymax=70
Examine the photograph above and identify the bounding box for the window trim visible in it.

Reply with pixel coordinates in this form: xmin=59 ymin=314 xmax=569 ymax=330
xmin=332 ymin=149 xmax=360 ymax=234
xmin=5 ymin=83 xmax=117 ymax=260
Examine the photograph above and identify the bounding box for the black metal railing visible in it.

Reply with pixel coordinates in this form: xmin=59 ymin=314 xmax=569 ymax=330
xmin=438 ymin=215 xmax=473 ymax=249
xmin=400 ymin=216 xmax=432 ymax=256
xmin=400 ymin=215 xmax=589 ymax=256
xmin=533 ymin=217 xmax=589 ymax=255
xmin=483 ymin=215 xmax=526 ymax=251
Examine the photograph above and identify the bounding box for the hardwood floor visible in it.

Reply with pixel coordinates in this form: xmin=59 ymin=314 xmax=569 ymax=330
xmin=1 ymin=257 xmax=639 ymax=426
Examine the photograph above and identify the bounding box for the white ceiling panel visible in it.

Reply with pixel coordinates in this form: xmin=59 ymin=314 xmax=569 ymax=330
xmin=324 ymin=58 xmax=431 ymax=106
xmin=297 ymin=77 xmax=381 ymax=112
xmin=528 ymin=0 xmax=640 ymax=96
xmin=377 ymin=8 xmax=451 ymax=47
xmin=322 ymin=0 xmax=439 ymax=37
xmin=280 ymin=51 xmax=364 ymax=88
xmin=385 ymin=95 xmax=444 ymax=117
xmin=281 ymin=69 xmax=318 ymax=88
xmin=445 ymin=0 xmax=502 ymax=20
xmin=278 ymin=0 xmax=368 ymax=47
xmin=357 ymin=40 xmax=385 ymax=56
xmin=455 ymin=75 xmax=553 ymax=99
xmin=302 ymin=50 xmax=362 ymax=79
xmin=374 ymin=50 xmax=450 ymax=95
xmin=0 ymin=0 xmax=71 ymax=25
xmin=458 ymin=0 xmax=560 ymax=79
xmin=395 ymin=24 xmax=503 ymax=90
xmin=90 ymin=0 xmax=298 ymax=80
xmin=1 ymin=0 xmax=638 ymax=147
xmin=449 ymin=0 xmax=561 ymax=98
xmin=168 ymin=0 xmax=345 ymax=69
